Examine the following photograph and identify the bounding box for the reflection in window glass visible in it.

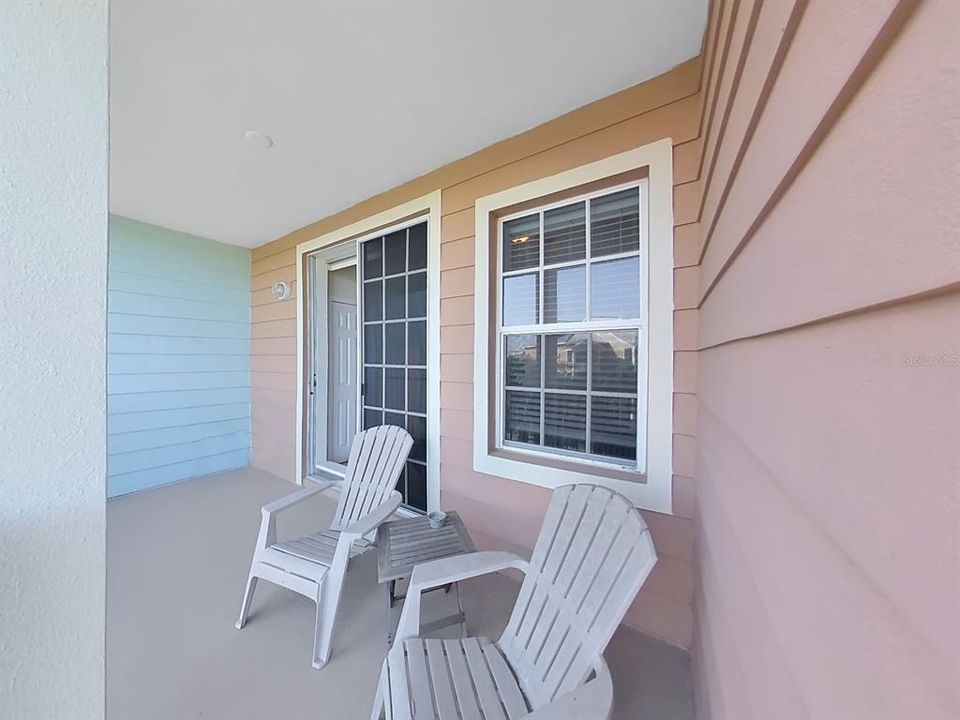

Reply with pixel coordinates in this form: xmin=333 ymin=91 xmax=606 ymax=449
xmin=543 ymin=202 xmax=585 ymax=265
xmin=504 ymin=391 xmax=541 ymax=445
xmin=591 ymin=330 xmax=638 ymax=393
xmin=591 ymin=257 xmax=640 ymax=319
xmin=503 ymin=273 xmax=539 ymax=326
xmin=544 ymin=334 xmax=587 ymax=390
xmin=590 ymin=396 xmax=637 ymax=461
xmin=544 ymin=393 xmax=586 ymax=453
xmin=590 ymin=188 xmax=640 ymax=258
xmin=544 ymin=265 xmax=586 ymax=323
xmin=503 ymin=214 xmax=540 ymax=272
xmin=504 ymin=334 xmax=540 ymax=388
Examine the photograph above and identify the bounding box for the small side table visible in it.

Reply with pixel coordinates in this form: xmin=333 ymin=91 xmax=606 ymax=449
xmin=376 ymin=510 xmax=476 ymax=647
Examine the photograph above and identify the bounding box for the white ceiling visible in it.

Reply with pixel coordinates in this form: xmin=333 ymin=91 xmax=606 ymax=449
xmin=110 ymin=1 xmax=707 ymax=248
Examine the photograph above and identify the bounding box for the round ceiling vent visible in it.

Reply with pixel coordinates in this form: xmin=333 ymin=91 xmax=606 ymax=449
xmin=244 ymin=130 xmax=274 ymax=148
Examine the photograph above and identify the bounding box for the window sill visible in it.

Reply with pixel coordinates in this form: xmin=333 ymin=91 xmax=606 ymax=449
xmin=491 ymin=447 xmax=646 ymax=484
xmin=473 ymin=441 xmax=673 ymax=514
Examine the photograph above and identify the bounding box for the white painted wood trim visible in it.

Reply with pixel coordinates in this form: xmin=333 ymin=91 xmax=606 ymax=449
xmin=472 ymin=141 xmax=675 ymax=514
xmin=296 ymin=192 xmax=442 ymax=515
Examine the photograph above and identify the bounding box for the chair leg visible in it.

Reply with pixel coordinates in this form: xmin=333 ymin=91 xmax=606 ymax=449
xmin=235 ymin=573 xmax=258 ymax=630
xmin=312 ymin=570 xmax=346 ymax=669
xmin=370 ymin=663 xmax=387 ymax=720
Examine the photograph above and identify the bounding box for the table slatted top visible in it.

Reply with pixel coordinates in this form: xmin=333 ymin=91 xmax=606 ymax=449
xmin=377 ymin=511 xmax=476 ymax=583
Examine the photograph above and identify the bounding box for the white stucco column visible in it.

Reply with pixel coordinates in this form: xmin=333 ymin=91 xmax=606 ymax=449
xmin=0 ymin=2 xmax=108 ymax=716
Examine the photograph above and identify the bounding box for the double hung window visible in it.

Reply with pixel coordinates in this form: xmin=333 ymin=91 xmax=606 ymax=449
xmin=497 ymin=183 xmax=646 ymax=470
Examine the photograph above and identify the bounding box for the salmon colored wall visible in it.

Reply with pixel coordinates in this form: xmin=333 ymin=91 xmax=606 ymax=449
xmin=250 ymin=58 xmax=705 ymax=648
xmin=687 ymin=1 xmax=960 ymax=718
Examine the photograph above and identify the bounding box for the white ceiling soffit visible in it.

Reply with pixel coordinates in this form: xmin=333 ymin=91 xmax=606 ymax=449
xmin=110 ymin=1 xmax=708 ymax=248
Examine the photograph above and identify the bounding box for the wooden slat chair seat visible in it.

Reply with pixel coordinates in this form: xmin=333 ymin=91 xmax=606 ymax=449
xmin=272 ymin=529 xmax=371 ymax=566
xmin=372 ymin=484 xmax=657 ymax=720
xmin=383 ymin=637 xmax=531 ymax=720
xmin=236 ymin=425 xmax=413 ymax=669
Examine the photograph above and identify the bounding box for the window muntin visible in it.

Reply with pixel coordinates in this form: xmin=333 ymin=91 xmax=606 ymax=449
xmin=498 ymin=184 xmax=643 ymax=469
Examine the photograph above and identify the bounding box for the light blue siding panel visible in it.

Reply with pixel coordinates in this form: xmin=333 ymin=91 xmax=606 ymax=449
xmin=108 ymin=290 xmax=250 ymax=323
xmin=109 ymin=419 xmax=251 ymax=454
xmin=108 ymin=449 xmax=250 ymax=497
xmin=108 ymin=353 xmax=249 ymax=374
xmin=109 ymin=249 xmax=249 ymax=290
xmin=107 ymin=215 xmax=252 ymax=496
xmin=108 ymin=388 xmax=249 ymax=414
xmin=108 ymin=431 xmax=250 ymax=476
xmin=109 ymin=313 xmax=249 ymax=339
xmin=110 ymin=216 xmax=249 ymax=274
xmin=109 ymin=270 xmax=250 ymax=306
xmin=108 ymin=334 xmax=249 ymax=356
xmin=108 ymin=403 xmax=250 ymax=433
xmin=108 ymin=371 xmax=248 ymax=395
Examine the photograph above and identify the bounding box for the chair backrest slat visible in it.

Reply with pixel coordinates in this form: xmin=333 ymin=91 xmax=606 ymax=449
xmin=497 ymin=484 xmax=657 ymax=709
xmin=332 ymin=425 xmax=413 ymax=529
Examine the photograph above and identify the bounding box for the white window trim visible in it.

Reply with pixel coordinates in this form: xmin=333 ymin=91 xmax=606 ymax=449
xmin=473 ymin=141 xmax=674 ymax=514
xmin=296 ymin=191 xmax=442 ymax=514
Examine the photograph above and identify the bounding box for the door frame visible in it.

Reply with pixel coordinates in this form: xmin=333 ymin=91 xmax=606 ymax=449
xmin=295 ymin=191 xmax=442 ymax=513
xmin=305 ymin=244 xmax=359 ymax=480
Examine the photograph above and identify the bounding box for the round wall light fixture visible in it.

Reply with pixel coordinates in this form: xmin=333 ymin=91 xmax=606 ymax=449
xmin=272 ymin=281 xmax=291 ymax=301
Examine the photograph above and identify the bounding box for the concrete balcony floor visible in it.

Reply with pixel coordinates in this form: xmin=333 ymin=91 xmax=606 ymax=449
xmin=107 ymin=466 xmax=693 ymax=719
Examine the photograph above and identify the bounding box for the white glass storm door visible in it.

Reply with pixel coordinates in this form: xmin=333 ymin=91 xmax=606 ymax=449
xmin=307 ymin=244 xmax=360 ymax=479
xmin=359 ymin=219 xmax=429 ymax=512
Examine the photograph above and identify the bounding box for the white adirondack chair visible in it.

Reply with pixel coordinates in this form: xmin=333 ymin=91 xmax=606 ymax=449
xmin=371 ymin=483 xmax=657 ymax=720
xmin=236 ymin=425 xmax=413 ymax=669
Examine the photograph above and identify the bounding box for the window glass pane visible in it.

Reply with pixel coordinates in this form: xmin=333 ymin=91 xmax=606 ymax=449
xmin=544 ymin=333 xmax=587 ymax=390
xmin=408 ymin=368 xmax=426 ymax=414
xmin=363 ymin=280 xmax=383 ymax=321
xmin=590 ymin=257 xmax=640 ymax=319
xmin=363 ymin=237 xmax=383 ymax=279
xmin=591 ymin=330 xmax=638 ymax=393
xmin=407 ymin=415 xmax=426 ymax=462
xmin=590 ymin=188 xmax=639 ymax=258
xmin=406 ymin=461 xmax=427 ymax=511
xmin=408 ymin=222 xmax=427 ymax=271
xmin=384 ymin=229 xmax=406 ymax=275
xmin=503 ymin=272 xmax=538 ymax=326
xmin=544 ymin=393 xmax=586 ymax=453
xmin=544 ymin=265 xmax=586 ymax=323
xmin=384 ymin=367 xmax=405 ymax=410
xmin=385 ymin=322 xmax=405 ymax=365
xmin=503 ymin=214 xmax=540 ymax=272
xmin=363 ymin=408 xmax=383 ymax=430
xmin=590 ymin=396 xmax=637 ymax=461
xmin=407 ymin=320 xmax=426 ymax=366
xmin=408 ymin=271 xmax=426 ymax=318
xmin=385 ymin=276 xmax=406 ymax=320
xmin=363 ymin=323 xmax=382 ymax=364
xmin=364 ymin=366 xmax=382 ymax=408
xmin=504 ymin=334 xmax=540 ymax=388
xmin=504 ymin=390 xmax=541 ymax=446
xmin=543 ymin=201 xmax=585 ymax=265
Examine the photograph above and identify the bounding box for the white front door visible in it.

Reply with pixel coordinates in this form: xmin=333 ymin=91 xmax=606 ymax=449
xmin=327 ymin=300 xmax=358 ymax=463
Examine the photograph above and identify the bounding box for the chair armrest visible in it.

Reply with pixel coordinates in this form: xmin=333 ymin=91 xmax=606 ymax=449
xmin=520 ymin=658 xmax=613 ymax=720
xmin=337 ymin=491 xmax=402 ymax=538
xmin=396 ymin=551 xmax=529 ymax=641
xmin=261 ymin=480 xmax=334 ymax=515
xmin=252 ymin=481 xmax=336 ymax=552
